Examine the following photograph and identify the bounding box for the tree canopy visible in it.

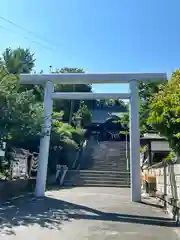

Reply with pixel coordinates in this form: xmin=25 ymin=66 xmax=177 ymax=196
xmin=0 ymin=67 xmax=43 ymax=143
xmin=116 ymin=81 xmax=164 ymax=135
xmin=53 ymin=67 xmax=92 ymax=123
xmin=148 ymin=70 xmax=180 ymax=155
xmin=0 ymin=48 xmax=90 ymax=154
xmin=1 ymin=47 xmax=35 ymax=74
xmin=139 ymin=81 xmax=165 ymax=134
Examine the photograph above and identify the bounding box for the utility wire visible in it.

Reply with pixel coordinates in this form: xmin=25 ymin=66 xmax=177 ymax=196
xmin=0 ymin=24 xmax=56 ymax=51
xmin=0 ymin=15 xmax=56 ymax=48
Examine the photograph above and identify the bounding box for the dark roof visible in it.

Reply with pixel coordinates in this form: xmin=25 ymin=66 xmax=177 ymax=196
xmin=140 ymin=133 xmax=167 ymax=141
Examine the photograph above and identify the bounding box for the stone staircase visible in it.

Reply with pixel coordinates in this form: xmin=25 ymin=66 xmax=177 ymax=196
xmin=63 ymin=140 xmax=130 ymax=187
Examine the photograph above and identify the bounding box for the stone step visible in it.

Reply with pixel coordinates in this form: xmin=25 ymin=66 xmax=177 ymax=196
xmin=90 ymin=163 xmax=127 ymax=167
xmin=89 ymin=164 xmax=126 ymax=168
xmin=89 ymin=163 xmax=126 ymax=165
xmin=94 ymin=148 xmax=127 ymax=151
xmin=65 ymin=173 xmax=130 ymax=178
xmin=91 ymin=160 xmax=127 ymax=163
xmin=89 ymin=163 xmax=127 ymax=166
xmin=65 ymin=174 xmax=130 ymax=179
xmin=63 ymin=181 xmax=130 ymax=187
xmin=91 ymin=158 xmax=127 ymax=161
xmin=80 ymin=170 xmax=128 ymax=172
xmin=82 ymin=154 xmax=125 ymax=159
xmin=93 ymin=150 xmax=127 ymax=153
xmin=84 ymin=169 xmax=128 ymax=172
xmin=93 ymin=149 xmax=127 ymax=153
xmin=64 ymin=171 xmax=130 ymax=182
xmin=98 ymin=143 xmax=128 ymax=147
xmin=92 ymin=158 xmax=127 ymax=161
xmin=65 ymin=178 xmax=130 ymax=184
xmin=88 ymin=167 xmax=127 ymax=170
xmin=76 ymin=172 xmax=130 ymax=176
xmin=88 ymin=167 xmax=128 ymax=170
xmin=93 ymin=148 xmax=127 ymax=151
xmin=94 ymin=150 xmax=127 ymax=153
xmin=64 ymin=178 xmax=130 ymax=183
xmin=64 ymin=180 xmax=130 ymax=185
xmin=66 ymin=170 xmax=130 ymax=174
xmin=90 ymin=159 xmax=127 ymax=162
xmin=77 ymin=141 xmax=129 ymax=188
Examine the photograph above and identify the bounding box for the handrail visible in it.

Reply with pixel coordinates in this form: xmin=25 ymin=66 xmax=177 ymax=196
xmin=60 ymin=167 xmax=68 ymax=186
xmin=72 ymin=150 xmax=80 ymax=169
xmin=72 ymin=140 xmax=87 ymax=169
xmin=56 ymin=165 xmax=68 ymax=186
xmin=154 ymin=189 xmax=180 ymax=224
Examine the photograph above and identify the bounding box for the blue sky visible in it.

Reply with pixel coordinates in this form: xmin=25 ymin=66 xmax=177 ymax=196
xmin=0 ymin=0 xmax=179 ymax=93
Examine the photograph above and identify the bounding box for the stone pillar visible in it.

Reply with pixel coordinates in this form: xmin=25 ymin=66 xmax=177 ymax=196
xmin=35 ymin=81 xmax=54 ymax=197
xmin=129 ymin=79 xmax=141 ymax=202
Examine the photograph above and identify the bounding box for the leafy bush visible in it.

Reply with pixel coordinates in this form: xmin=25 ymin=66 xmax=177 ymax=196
xmin=148 ymin=69 xmax=180 ymax=155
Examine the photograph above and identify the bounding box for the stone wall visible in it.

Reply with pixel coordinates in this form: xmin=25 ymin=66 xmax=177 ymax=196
xmin=0 ymin=176 xmax=59 ymax=201
xmin=143 ymin=162 xmax=180 ymax=213
xmin=5 ymin=148 xmax=32 ymax=179
xmin=0 ymin=179 xmax=33 ymax=200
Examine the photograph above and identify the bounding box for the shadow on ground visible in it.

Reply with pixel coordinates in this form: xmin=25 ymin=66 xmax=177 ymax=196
xmin=0 ymin=194 xmax=176 ymax=236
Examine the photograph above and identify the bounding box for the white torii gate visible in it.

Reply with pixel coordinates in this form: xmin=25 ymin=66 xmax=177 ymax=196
xmin=20 ymin=72 xmax=166 ymax=202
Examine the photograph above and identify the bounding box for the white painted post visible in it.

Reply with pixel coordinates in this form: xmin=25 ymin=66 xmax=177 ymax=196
xmin=129 ymin=79 xmax=141 ymax=202
xmin=35 ymin=81 xmax=54 ymax=197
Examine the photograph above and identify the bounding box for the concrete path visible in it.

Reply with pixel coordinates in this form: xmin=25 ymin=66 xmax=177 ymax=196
xmin=0 ymin=187 xmax=179 ymax=239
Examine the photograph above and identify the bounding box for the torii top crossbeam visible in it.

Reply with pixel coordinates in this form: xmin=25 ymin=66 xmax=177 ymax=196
xmin=20 ymin=72 xmax=167 ymax=84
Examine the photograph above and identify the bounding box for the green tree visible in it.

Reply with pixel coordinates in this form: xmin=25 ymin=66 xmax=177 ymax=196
xmin=73 ymin=101 xmax=92 ymax=127
xmin=0 ymin=67 xmax=85 ymax=175
xmin=117 ymin=81 xmax=165 ymax=135
xmin=116 ymin=112 xmax=129 ymax=136
xmin=0 ymin=68 xmax=43 ymax=142
xmin=148 ymin=69 xmax=180 ymax=155
xmin=139 ymin=81 xmax=165 ymax=134
xmin=0 ymin=51 xmax=88 ymax=176
xmin=51 ymin=119 xmax=84 ymax=149
xmin=1 ymin=47 xmax=35 ymax=74
xmin=0 ymin=47 xmax=43 ymax=101
xmin=54 ymin=67 xmax=92 ymax=123
xmin=120 ymin=112 xmax=129 ymax=127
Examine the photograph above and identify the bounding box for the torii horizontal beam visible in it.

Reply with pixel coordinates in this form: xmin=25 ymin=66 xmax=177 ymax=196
xmin=20 ymin=72 xmax=167 ymax=84
xmin=52 ymin=92 xmax=130 ymax=100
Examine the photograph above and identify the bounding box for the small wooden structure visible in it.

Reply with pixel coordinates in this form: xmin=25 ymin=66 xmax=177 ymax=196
xmin=140 ymin=133 xmax=171 ymax=195
xmin=140 ymin=133 xmax=170 ymax=168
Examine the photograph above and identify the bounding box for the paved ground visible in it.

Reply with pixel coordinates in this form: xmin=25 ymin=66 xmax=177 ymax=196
xmin=0 ymin=187 xmax=179 ymax=239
